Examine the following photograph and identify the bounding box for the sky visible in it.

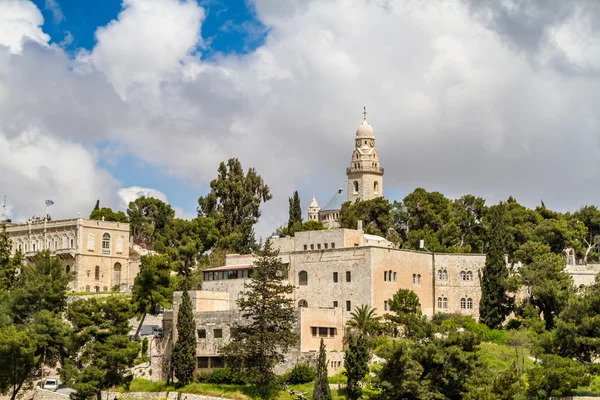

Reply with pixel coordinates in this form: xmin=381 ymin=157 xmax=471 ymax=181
xmin=1 ymin=0 xmax=599 ymax=239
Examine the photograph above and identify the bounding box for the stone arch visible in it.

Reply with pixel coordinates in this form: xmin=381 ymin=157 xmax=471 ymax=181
xmin=298 ymin=299 xmax=308 ymax=308
xmin=299 ymin=270 xmax=308 ymax=285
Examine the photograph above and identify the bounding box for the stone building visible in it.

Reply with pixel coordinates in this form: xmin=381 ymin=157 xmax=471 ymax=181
xmin=4 ymin=216 xmax=139 ymax=293
xmin=168 ymin=228 xmax=485 ymax=376
xmin=310 ymin=108 xmax=384 ymax=227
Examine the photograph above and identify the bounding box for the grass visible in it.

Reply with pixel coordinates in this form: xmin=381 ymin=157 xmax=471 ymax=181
xmin=477 ymin=341 xmax=534 ymax=374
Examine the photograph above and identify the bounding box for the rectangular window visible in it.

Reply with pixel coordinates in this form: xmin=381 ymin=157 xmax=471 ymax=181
xmin=324 ymin=243 xmax=328 ymax=249
xmin=319 ymin=327 xmax=328 ymax=337
xmin=211 ymin=357 xmax=225 ymax=369
xmin=311 ymin=327 xmax=317 ymax=336
xmin=329 ymin=328 xmax=335 ymax=336
xmin=198 ymin=357 xmax=209 ymax=369
xmin=333 ymin=272 xmax=338 ymax=283
xmin=310 ymin=244 xmax=314 ymax=250
xmin=197 ymin=329 xmax=206 ymax=339
xmin=346 ymin=300 xmax=351 ymax=312
xmin=346 ymin=271 xmax=351 ymax=282
xmin=384 ymin=301 xmax=388 ymax=311
xmin=303 ymin=245 xmax=307 ymax=250
xmin=317 ymin=244 xmax=321 ymax=249
xmin=333 ymin=301 xmax=338 ymax=308
xmin=384 ymin=271 xmax=388 ymax=281
xmin=214 ymin=329 xmax=223 ymax=339
xmin=393 ymin=272 xmax=397 ymax=282
xmin=354 ymin=243 xmax=359 ymax=247
xmin=331 ymin=243 xmax=335 ymax=249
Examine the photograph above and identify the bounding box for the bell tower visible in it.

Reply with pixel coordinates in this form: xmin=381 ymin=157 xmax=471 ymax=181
xmin=346 ymin=107 xmax=383 ymax=203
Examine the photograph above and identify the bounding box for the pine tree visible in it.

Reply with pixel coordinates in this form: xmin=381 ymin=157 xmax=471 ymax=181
xmin=287 ymin=191 xmax=302 ymax=230
xmin=313 ymin=338 xmax=332 ymax=400
xmin=344 ymin=334 xmax=369 ymax=400
xmin=222 ymin=241 xmax=298 ymax=395
xmin=172 ymin=288 xmax=197 ymax=386
xmin=479 ymin=204 xmax=512 ymax=329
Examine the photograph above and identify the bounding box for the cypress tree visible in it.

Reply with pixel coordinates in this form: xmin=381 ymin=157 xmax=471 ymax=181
xmin=344 ymin=334 xmax=369 ymax=400
xmin=313 ymin=338 xmax=332 ymax=400
xmin=479 ymin=204 xmax=512 ymax=329
xmin=287 ymin=191 xmax=302 ymax=231
xmin=172 ymin=288 xmax=197 ymax=386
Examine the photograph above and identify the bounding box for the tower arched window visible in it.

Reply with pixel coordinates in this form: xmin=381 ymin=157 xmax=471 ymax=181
xmin=102 ymin=233 xmax=111 ymax=255
xmin=460 ymin=298 xmax=466 ymax=309
xmin=353 ymin=181 xmax=359 ymax=193
xmin=114 ymin=263 xmax=122 ymax=288
xmin=298 ymin=299 xmax=308 ymax=308
xmin=299 ymin=271 xmax=308 ymax=285
xmin=95 ymin=265 xmax=100 ymax=280
xmin=374 ymin=181 xmax=379 ymax=194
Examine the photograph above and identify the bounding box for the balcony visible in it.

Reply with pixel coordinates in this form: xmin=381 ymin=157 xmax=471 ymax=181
xmin=346 ymin=166 xmax=384 ymax=175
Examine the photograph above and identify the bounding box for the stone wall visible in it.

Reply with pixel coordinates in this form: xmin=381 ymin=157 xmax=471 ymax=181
xmin=434 ymin=253 xmax=485 ymax=318
xmin=102 ymin=392 xmax=223 ymax=400
xmin=33 ymin=389 xmax=69 ymax=400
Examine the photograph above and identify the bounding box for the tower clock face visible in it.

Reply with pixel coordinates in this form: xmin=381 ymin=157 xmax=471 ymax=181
xmin=370 ymin=140 xmax=374 ymax=147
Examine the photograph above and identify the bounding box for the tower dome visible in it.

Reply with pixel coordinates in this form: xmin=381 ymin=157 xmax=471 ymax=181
xmin=356 ymin=120 xmax=374 ymax=139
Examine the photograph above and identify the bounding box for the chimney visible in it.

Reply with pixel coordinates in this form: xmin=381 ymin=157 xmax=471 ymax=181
xmin=419 ymin=240 xmax=425 ymax=249
xmin=357 ymin=220 xmax=363 ymax=231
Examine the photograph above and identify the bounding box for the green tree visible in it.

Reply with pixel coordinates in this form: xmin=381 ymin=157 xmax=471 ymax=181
xmin=131 ymin=254 xmax=174 ymax=339
xmin=0 ymin=228 xmax=21 ymax=293
xmin=32 ymin=311 xmax=71 ymax=387
xmin=519 ymin=250 xmax=573 ymax=330
xmin=172 ymin=288 xmax=197 ymax=386
xmin=198 ymin=158 xmax=271 ymax=254
xmin=93 ymin=199 xmax=100 ymax=212
xmin=375 ymin=339 xmax=423 ymax=400
xmin=153 ymin=217 xmax=219 ymax=278
xmin=526 ymin=354 xmax=589 ymax=399
xmin=313 ymin=338 xmax=332 ymax=400
xmin=0 ymin=325 xmax=39 ymax=400
xmin=385 ymin=289 xmax=426 ymax=338
xmin=127 ymin=196 xmax=175 ymax=248
xmin=344 ymin=334 xmax=369 ymax=400
xmin=89 ymin=207 xmax=128 ymax=223
xmin=287 ymin=191 xmax=302 ymax=231
xmin=451 ymin=194 xmax=487 ymax=252
xmin=63 ymin=297 xmax=139 ymax=400
xmin=340 ymin=197 xmax=392 ymax=236
xmin=479 ymin=204 xmax=512 ymax=329
xmin=222 ymin=241 xmax=297 ymax=395
xmin=9 ymin=251 xmax=71 ymax=324
xmin=571 ymin=205 xmax=600 ymax=263
xmin=489 ymin=351 xmax=526 ymax=400
xmin=296 ymin=220 xmax=326 ymax=233
xmin=346 ymin=305 xmax=381 ymax=337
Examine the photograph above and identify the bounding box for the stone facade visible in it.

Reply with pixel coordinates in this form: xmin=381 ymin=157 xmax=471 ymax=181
xmin=4 ymin=217 xmax=136 ymax=293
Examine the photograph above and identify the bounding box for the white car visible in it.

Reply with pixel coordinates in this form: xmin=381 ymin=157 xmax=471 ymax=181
xmin=43 ymin=379 xmax=59 ymax=392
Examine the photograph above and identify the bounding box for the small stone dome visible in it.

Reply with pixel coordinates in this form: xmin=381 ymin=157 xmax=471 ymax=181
xmin=356 ymin=120 xmax=374 ymax=138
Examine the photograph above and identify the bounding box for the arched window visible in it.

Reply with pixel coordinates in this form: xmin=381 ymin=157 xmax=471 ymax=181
xmin=417 ymin=274 xmax=421 ymax=284
xmin=95 ymin=286 xmax=100 ymax=293
xmin=299 ymin=270 xmax=308 ymax=285
xmin=374 ymin=181 xmax=379 ymax=194
xmin=62 ymin=235 xmax=68 ymax=249
xmin=466 ymin=271 xmax=473 ymax=281
xmin=38 ymin=237 xmax=43 ymax=250
xmin=103 ymin=286 xmax=108 ymax=292
xmin=443 ymin=297 xmax=448 ymax=309
xmin=47 ymin=238 xmax=52 ymax=250
xmin=69 ymin=236 xmax=74 ymax=248
xmin=442 ymin=270 xmax=448 ymax=281
xmin=95 ymin=265 xmax=100 ymax=280
xmin=298 ymin=299 xmax=308 ymax=308
xmin=85 ymin=285 xmax=90 ymax=292
xmin=467 ymin=298 xmax=473 ymax=309
xmin=23 ymin=240 xmax=28 ymax=252
xmin=459 ymin=271 xmax=466 ymax=281
xmin=65 ymin=265 xmax=70 ymax=274
xmin=353 ymin=181 xmax=359 ymax=193
xmin=412 ymin=274 xmax=416 ymax=284
xmin=460 ymin=298 xmax=466 ymax=309
xmin=437 ymin=270 xmax=442 ymax=280
xmin=54 ymin=236 xmax=59 ymax=250
xmin=438 ymin=297 xmax=442 ymax=309
xmin=114 ymin=263 xmax=122 ymax=288
xmin=102 ymin=233 xmax=111 ymax=255
xmin=87 ymin=234 xmax=94 ymax=251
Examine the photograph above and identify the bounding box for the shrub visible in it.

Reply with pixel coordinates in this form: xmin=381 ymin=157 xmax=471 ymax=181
xmin=283 ymin=363 xmax=316 ymax=384
xmin=195 ymin=368 xmax=246 ymax=385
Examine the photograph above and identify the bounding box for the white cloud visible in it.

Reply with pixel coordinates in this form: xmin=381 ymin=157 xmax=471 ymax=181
xmin=44 ymin=0 xmax=64 ymax=24
xmin=0 ymin=129 xmax=119 ymax=221
xmin=117 ymin=186 xmax=169 ymax=209
xmin=2 ymin=0 xmax=600 ymax=238
xmin=0 ymin=0 xmax=50 ymax=53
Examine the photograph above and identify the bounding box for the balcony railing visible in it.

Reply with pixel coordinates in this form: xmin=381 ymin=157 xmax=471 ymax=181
xmin=346 ymin=166 xmax=384 ymax=174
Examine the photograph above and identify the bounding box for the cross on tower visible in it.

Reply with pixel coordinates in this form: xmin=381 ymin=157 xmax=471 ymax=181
xmin=363 ymin=106 xmax=367 ymax=121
